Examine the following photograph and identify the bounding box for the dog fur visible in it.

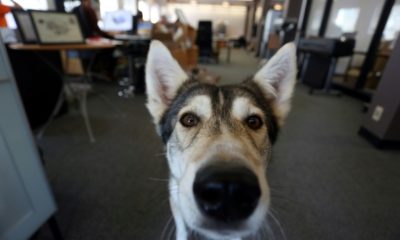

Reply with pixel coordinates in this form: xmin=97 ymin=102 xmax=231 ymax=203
xmin=145 ymin=40 xmax=297 ymax=240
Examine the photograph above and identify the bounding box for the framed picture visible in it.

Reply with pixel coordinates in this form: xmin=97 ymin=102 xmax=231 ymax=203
xmin=29 ymin=10 xmax=85 ymax=44
xmin=12 ymin=10 xmax=38 ymax=43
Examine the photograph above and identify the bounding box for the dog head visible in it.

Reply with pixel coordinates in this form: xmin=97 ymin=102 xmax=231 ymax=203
xmin=146 ymin=40 xmax=296 ymax=239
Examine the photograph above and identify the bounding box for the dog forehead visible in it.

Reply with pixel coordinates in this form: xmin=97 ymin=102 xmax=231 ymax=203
xmin=230 ymin=96 xmax=263 ymax=119
xmin=180 ymin=95 xmax=213 ymax=118
xmin=172 ymin=83 xmax=267 ymax=120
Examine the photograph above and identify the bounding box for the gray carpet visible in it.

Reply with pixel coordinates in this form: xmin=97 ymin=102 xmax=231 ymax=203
xmin=35 ymin=49 xmax=400 ymax=240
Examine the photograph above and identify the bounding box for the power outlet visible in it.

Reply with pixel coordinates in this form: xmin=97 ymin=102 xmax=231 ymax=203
xmin=372 ymin=105 xmax=384 ymax=122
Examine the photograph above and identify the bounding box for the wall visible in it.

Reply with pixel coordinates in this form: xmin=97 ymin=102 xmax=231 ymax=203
xmin=164 ymin=3 xmax=247 ymax=38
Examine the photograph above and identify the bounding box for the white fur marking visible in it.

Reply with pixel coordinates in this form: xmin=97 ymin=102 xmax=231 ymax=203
xmin=231 ymin=97 xmax=263 ymax=120
xmin=179 ymin=95 xmax=212 ymax=119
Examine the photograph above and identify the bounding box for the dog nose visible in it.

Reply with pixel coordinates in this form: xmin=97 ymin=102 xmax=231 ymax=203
xmin=193 ymin=164 xmax=261 ymax=223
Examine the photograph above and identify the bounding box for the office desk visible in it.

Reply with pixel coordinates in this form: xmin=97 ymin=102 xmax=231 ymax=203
xmin=8 ymin=42 xmax=118 ymax=142
xmin=215 ymin=38 xmax=233 ymax=63
xmin=8 ymin=42 xmax=117 ymax=51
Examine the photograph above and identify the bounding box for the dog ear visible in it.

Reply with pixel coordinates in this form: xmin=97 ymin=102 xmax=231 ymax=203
xmin=253 ymin=43 xmax=297 ymax=127
xmin=145 ymin=40 xmax=188 ymax=127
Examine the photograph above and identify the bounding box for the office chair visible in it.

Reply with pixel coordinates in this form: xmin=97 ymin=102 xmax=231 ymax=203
xmin=196 ymin=21 xmax=214 ymax=62
xmin=118 ymin=39 xmax=150 ymax=97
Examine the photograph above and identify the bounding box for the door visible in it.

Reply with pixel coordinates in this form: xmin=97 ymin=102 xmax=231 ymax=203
xmin=0 ymin=39 xmax=56 ymax=239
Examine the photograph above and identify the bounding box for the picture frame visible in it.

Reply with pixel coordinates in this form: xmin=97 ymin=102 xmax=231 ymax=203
xmin=11 ymin=9 xmax=38 ymax=43
xmin=29 ymin=10 xmax=85 ymax=44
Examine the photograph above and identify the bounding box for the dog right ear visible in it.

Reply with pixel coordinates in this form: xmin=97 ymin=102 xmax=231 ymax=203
xmin=145 ymin=40 xmax=188 ymax=127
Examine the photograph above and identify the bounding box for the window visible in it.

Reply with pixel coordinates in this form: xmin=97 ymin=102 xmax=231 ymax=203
xmin=1 ymin=0 xmax=48 ymax=10
xmin=334 ymin=8 xmax=360 ymax=33
xmin=99 ymin=0 xmax=119 ymax=17
xmin=384 ymin=4 xmax=400 ymax=40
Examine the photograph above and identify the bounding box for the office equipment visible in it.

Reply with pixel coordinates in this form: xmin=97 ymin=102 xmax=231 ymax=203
xmin=29 ymin=10 xmax=85 ymax=44
xmin=11 ymin=9 xmax=38 ymax=43
xmin=298 ymin=37 xmax=355 ymax=92
xmin=298 ymin=37 xmax=355 ymax=57
xmin=102 ymin=10 xmax=132 ymax=32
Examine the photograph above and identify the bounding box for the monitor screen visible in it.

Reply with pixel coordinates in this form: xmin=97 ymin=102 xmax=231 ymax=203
xmin=102 ymin=10 xmax=133 ymax=32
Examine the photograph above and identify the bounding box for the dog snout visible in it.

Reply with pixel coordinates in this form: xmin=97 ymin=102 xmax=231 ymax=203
xmin=193 ymin=164 xmax=261 ymax=223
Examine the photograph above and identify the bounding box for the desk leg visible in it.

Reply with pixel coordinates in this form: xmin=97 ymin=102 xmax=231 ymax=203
xmin=227 ymin=45 xmax=232 ymax=63
xmin=79 ymin=92 xmax=95 ymax=143
xmin=128 ymin=55 xmax=135 ymax=87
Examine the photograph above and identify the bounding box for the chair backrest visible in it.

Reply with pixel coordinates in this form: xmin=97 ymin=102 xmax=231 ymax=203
xmin=196 ymin=21 xmax=213 ymax=56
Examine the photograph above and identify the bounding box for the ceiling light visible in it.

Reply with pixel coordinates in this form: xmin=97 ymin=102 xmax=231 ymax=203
xmin=273 ymin=3 xmax=283 ymax=11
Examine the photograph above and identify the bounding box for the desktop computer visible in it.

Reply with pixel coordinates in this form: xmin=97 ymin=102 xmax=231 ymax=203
xmin=102 ymin=10 xmax=133 ymax=32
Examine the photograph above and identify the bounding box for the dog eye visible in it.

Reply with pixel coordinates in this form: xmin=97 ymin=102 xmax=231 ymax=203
xmin=246 ymin=115 xmax=263 ymax=130
xmin=180 ymin=113 xmax=199 ymax=128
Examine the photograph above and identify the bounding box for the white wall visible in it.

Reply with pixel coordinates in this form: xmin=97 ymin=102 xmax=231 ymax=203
xmin=164 ymin=3 xmax=247 ymax=38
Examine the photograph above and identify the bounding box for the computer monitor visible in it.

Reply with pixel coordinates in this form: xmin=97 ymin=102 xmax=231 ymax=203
xmin=11 ymin=10 xmax=38 ymax=43
xmin=102 ymin=10 xmax=133 ymax=32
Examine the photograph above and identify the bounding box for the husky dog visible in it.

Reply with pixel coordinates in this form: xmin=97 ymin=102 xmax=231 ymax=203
xmin=145 ymin=40 xmax=296 ymax=240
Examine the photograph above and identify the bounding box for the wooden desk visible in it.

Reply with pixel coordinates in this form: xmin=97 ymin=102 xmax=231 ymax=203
xmin=214 ymin=38 xmax=233 ymax=63
xmin=8 ymin=42 xmax=117 ymax=51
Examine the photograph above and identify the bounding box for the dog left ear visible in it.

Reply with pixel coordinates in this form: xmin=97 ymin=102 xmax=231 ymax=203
xmin=145 ymin=40 xmax=188 ymax=127
xmin=253 ymin=43 xmax=297 ymax=127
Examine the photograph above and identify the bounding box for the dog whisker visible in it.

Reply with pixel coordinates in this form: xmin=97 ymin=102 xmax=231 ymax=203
xmin=161 ymin=215 xmax=173 ymax=240
xmin=148 ymin=177 xmax=170 ymax=182
xmin=167 ymin=218 xmax=176 ymax=240
xmin=158 ymin=197 xmax=170 ymax=209
xmin=268 ymin=208 xmax=287 ymax=240
xmin=255 ymin=219 xmax=274 ymax=240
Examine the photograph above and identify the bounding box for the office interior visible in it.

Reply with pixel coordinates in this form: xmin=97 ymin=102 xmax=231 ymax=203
xmin=1 ymin=0 xmax=400 ymax=239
